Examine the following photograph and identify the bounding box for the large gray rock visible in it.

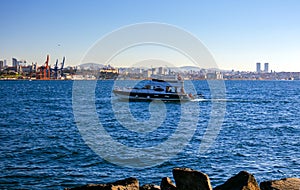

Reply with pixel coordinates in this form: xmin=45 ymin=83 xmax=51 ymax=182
xmin=214 ymin=171 xmax=259 ymax=190
xmin=140 ymin=184 xmax=161 ymax=190
xmin=172 ymin=168 xmax=212 ymax=190
xmin=160 ymin=177 xmax=177 ymax=190
xmin=65 ymin=177 xmax=139 ymax=190
xmin=260 ymin=178 xmax=300 ymax=190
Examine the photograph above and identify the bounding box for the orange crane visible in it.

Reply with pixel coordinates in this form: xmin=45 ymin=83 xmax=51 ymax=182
xmin=45 ymin=55 xmax=50 ymax=80
xmin=37 ymin=55 xmax=51 ymax=80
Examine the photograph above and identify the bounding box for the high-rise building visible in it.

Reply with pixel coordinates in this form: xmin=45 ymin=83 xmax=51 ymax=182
xmin=264 ymin=63 xmax=269 ymax=73
xmin=3 ymin=60 xmax=7 ymax=66
xmin=256 ymin=62 xmax=261 ymax=73
xmin=151 ymin=68 xmax=156 ymax=75
xmin=0 ymin=60 xmax=3 ymax=71
xmin=158 ymin=67 xmax=166 ymax=75
xmin=143 ymin=69 xmax=152 ymax=78
xmin=12 ymin=58 xmax=18 ymax=67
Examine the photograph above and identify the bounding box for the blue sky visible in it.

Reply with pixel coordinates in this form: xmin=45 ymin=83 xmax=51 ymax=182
xmin=0 ymin=0 xmax=299 ymax=71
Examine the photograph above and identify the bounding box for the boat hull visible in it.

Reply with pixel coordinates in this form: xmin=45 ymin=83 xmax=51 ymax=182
xmin=113 ymin=89 xmax=192 ymax=101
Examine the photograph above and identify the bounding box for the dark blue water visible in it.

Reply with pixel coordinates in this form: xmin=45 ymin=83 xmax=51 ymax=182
xmin=0 ymin=80 xmax=299 ymax=189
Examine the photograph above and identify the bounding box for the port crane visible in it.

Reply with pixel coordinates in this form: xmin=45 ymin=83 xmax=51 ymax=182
xmin=60 ymin=56 xmax=65 ymax=78
xmin=51 ymin=59 xmax=59 ymax=79
xmin=50 ymin=56 xmax=65 ymax=79
xmin=36 ymin=55 xmax=66 ymax=80
xmin=45 ymin=55 xmax=50 ymax=79
xmin=37 ymin=55 xmax=51 ymax=80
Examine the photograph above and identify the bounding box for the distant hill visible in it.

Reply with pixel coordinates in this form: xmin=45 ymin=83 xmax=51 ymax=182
xmin=77 ymin=63 xmax=227 ymax=72
xmin=179 ymin=66 xmax=201 ymax=71
xmin=179 ymin=66 xmax=225 ymax=71
xmin=78 ymin=63 xmax=104 ymax=70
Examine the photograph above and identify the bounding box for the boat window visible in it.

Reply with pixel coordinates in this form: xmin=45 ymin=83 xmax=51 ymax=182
xmin=142 ymin=85 xmax=151 ymax=89
xmin=154 ymin=86 xmax=164 ymax=91
xmin=166 ymin=86 xmax=178 ymax=93
xmin=166 ymin=86 xmax=171 ymax=93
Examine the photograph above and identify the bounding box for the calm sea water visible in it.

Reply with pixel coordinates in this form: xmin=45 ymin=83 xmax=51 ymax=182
xmin=0 ymin=80 xmax=299 ymax=189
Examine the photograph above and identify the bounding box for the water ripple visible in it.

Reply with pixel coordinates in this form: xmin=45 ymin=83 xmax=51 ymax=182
xmin=0 ymin=80 xmax=299 ymax=189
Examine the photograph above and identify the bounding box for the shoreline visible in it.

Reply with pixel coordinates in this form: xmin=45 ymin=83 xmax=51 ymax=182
xmin=0 ymin=78 xmax=299 ymax=81
xmin=65 ymin=167 xmax=300 ymax=190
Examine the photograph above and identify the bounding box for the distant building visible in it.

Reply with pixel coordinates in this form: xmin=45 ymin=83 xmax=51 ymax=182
xmin=158 ymin=67 xmax=163 ymax=75
xmin=157 ymin=67 xmax=168 ymax=75
xmin=206 ymin=71 xmax=223 ymax=80
xmin=5 ymin=66 xmax=18 ymax=74
xmin=12 ymin=58 xmax=18 ymax=67
xmin=143 ymin=69 xmax=152 ymax=78
xmin=3 ymin=60 xmax=7 ymax=67
xmin=256 ymin=62 xmax=261 ymax=73
xmin=131 ymin=67 xmax=141 ymax=74
xmin=151 ymin=68 xmax=156 ymax=75
xmin=264 ymin=63 xmax=269 ymax=73
xmin=18 ymin=60 xmax=27 ymax=67
xmin=0 ymin=60 xmax=3 ymax=71
xmin=20 ymin=66 xmax=32 ymax=74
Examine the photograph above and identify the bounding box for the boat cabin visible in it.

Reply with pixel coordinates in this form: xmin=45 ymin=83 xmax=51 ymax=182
xmin=133 ymin=78 xmax=185 ymax=94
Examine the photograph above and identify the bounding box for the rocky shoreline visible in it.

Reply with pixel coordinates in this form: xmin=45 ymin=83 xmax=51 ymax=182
xmin=65 ymin=167 xmax=300 ymax=190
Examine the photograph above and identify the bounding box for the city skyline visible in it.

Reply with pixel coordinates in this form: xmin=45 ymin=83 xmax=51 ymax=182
xmin=1 ymin=0 xmax=300 ymax=72
xmin=0 ymin=56 xmax=284 ymax=73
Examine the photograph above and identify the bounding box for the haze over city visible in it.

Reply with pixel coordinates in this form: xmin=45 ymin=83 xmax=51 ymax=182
xmin=1 ymin=0 xmax=300 ymax=72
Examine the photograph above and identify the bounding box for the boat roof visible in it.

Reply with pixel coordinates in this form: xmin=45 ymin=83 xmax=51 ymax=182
xmin=145 ymin=78 xmax=183 ymax=87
